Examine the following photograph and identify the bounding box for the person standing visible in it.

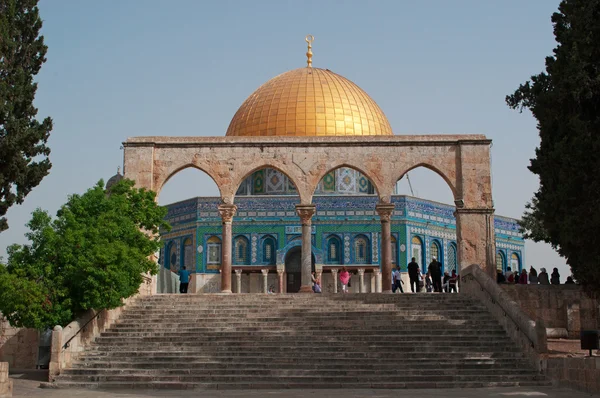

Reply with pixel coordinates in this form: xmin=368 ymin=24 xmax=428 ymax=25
xmin=393 ymin=266 xmax=404 ymax=293
xmin=448 ymin=270 xmax=458 ymax=293
xmin=407 ymin=257 xmax=420 ymax=293
xmin=550 ymin=268 xmax=561 ymax=285
xmin=518 ymin=269 xmax=528 ymax=284
xmin=538 ymin=268 xmax=550 ymax=285
xmin=428 ymin=257 xmax=442 ymax=292
xmin=339 ymin=267 xmax=351 ymax=293
xmin=529 ymin=267 xmax=538 ymax=284
xmin=179 ymin=266 xmax=190 ymax=294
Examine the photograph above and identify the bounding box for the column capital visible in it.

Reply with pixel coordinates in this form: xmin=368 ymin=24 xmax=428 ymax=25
xmin=330 ymin=268 xmax=338 ymax=275
xmin=277 ymin=269 xmax=284 ymax=276
xmin=261 ymin=269 xmax=269 ymax=276
xmin=218 ymin=204 xmax=237 ymax=223
xmin=234 ymin=269 xmax=243 ymax=276
xmin=375 ymin=203 xmax=395 ymax=222
xmin=357 ymin=268 xmax=365 ymax=276
xmin=295 ymin=204 xmax=316 ymax=225
xmin=372 ymin=268 xmax=381 ymax=276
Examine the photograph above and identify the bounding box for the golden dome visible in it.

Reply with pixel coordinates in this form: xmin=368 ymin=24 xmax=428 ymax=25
xmin=226 ymin=67 xmax=393 ymax=137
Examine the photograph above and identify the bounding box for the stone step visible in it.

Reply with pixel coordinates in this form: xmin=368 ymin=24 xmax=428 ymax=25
xmin=49 ymin=379 xmax=552 ymax=390
xmin=91 ymin=338 xmax=511 ymax=348
xmin=81 ymin=351 xmax=526 ymax=360
xmin=62 ymin=368 xmax=538 ymax=380
xmin=100 ymin=330 xmax=507 ymax=337
xmin=71 ymin=358 xmax=534 ymax=369
xmin=54 ymin=374 xmax=549 ymax=384
xmin=52 ymin=294 xmax=546 ymax=390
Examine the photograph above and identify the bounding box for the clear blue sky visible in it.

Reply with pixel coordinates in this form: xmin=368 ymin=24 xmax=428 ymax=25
xmin=1 ymin=0 xmax=569 ymax=278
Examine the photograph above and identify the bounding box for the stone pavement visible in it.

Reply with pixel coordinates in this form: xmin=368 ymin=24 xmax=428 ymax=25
xmin=9 ymin=376 xmax=599 ymax=398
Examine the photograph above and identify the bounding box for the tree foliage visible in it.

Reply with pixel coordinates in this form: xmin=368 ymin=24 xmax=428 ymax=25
xmin=0 ymin=0 xmax=52 ymax=232
xmin=0 ymin=179 xmax=170 ymax=329
xmin=507 ymin=0 xmax=600 ymax=290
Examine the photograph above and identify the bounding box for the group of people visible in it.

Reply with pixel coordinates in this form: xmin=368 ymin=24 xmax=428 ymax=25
xmin=394 ymin=257 xmax=458 ymax=293
xmin=497 ymin=266 xmax=576 ymax=285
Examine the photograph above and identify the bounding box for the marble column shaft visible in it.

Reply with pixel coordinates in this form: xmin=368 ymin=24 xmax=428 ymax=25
xmin=235 ymin=269 xmax=242 ymax=294
xmin=296 ymin=205 xmax=316 ymax=293
xmin=277 ymin=270 xmax=284 ymax=293
xmin=376 ymin=204 xmax=395 ymax=294
xmin=261 ymin=269 xmax=269 ymax=293
xmin=218 ymin=204 xmax=237 ymax=294
xmin=331 ymin=269 xmax=338 ymax=294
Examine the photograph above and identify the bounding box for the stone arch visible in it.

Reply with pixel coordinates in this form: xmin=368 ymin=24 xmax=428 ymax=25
xmin=155 ymin=164 xmax=223 ymax=202
xmin=231 ymin=162 xmax=307 ymax=204
xmin=394 ymin=163 xmax=458 ymax=201
xmin=310 ymin=161 xmax=381 ymax=201
xmin=276 ymin=239 xmax=323 ymax=265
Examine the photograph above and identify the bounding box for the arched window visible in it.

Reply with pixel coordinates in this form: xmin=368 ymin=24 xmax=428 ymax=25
xmin=354 ymin=235 xmax=370 ymax=264
xmin=234 ymin=236 xmax=249 ymax=265
xmin=326 ymin=235 xmax=342 ymax=264
xmin=263 ymin=236 xmax=276 ymax=265
xmin=447 ymin=243 xmax=457 ymax=273
xmin=430 ymin=240 xmax=440 ymax=264
xmin=496 ymin=251 xmax=506 ymax=272
xmin=168 ymin=243 xmax=177 ymax=272
xmin=391 ymin=235 xmax=397 ymax=265
xmin=411 ymin=236 xmax=423 ymax=266
xmin=511 ymin=253 xmax=520 ymax=272
xmin=183 ymin=237 xmax=194 ymax=271
xmin=207 ymin=236 xmax=222 ymax=267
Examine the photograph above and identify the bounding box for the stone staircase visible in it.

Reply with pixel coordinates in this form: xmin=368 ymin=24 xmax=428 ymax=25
xmin=51 ymin=294 xmax=549 ymax=389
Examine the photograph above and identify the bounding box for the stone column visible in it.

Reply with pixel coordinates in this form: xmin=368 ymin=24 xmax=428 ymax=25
xmin=330 ymin=268 xmax=338 ymax=294
xmin=277 ymin=270 xmax=284 ymax=293
xmin=296 ymin=204 xmax=316 ymax=293
xmin=235 ymin=269 xmax=243 ymax=294
xmin=357 ymin=268 xmax=365 ymax=293
xmin=218 ymin=204 xmax=237 ymax=294
xmin=48 ymin=325 xmax=63 ymax=380
xmin=373 ymin=268 xmax=381 ymax=293
xmin=261 ymin=269 xmax=269 ymax=293
xmin=455 ymin=208 xmax=495 ymax=278
xmin=376 ymin=203 xmax=395 ymax=294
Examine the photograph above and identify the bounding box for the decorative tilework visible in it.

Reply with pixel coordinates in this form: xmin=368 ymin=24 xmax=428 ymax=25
xmin=322 ymin=172 xmax=335 ymax=191
xmin=253 ymin=170 xmax=265 ymax=194
xmin=372 ymin=232 xmax=379 ymax=263
xmin=336 ymin=168 xmax=357 ymax=193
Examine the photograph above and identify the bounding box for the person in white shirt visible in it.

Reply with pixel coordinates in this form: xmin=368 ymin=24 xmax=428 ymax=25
xmin=392 ymin=267 xmax=404 ymax=293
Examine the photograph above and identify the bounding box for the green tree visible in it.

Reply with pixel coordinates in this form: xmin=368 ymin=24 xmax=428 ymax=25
xmin=507 ymin=0 xmax=600 ymax=290
xmin=0 ymin=179 xmax=170 ymax=329
xmin=0 ymin=0 xmax=53 ymax=232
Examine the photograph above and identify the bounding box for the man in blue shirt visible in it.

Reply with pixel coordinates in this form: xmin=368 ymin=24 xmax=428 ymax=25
xmin=179 ymin=266 xmax=190 ymax=294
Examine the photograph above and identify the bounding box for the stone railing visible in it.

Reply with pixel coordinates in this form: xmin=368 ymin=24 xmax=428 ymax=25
xmin=461 ymin=264 xmax=547 ymax=369
xmin=48 ymin=274 xmax=153 ymax=381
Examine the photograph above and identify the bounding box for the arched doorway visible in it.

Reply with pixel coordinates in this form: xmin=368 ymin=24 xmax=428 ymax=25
xmin=285 ymin=247 xmax=315 ymax=293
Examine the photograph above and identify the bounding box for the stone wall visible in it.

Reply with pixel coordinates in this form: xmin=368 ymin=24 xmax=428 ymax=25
xmin=502 ymin=285 xmax=600 ymax=338
xmin=0 ymin=317 xmax=38 ymax=370
xmin=543 ymin=357 xmax=600 ymax=394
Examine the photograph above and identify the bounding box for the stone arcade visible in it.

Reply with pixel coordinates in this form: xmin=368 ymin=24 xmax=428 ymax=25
xmin=123 ymin=37 xmax=506 ymax=294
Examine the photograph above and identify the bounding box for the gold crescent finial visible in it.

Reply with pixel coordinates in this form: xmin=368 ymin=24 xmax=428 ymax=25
xmin=305 ymin=35 xmax=314 ymax=68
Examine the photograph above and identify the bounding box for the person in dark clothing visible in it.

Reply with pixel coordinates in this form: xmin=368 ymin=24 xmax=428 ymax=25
xmin=550 ymin=268 xmax=561 ymax=285
xmin=407 ymin=257 xmax=420 ymax=293
xmin=538 ymin=268 xmax=550 ymax=285
xmin=428 ymin=257 xmax=442 ymax=292
xmin=497 ymin=270 xmax=506 ymax=284
xmin=179 ymin=266 xmax=190 ymax=294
